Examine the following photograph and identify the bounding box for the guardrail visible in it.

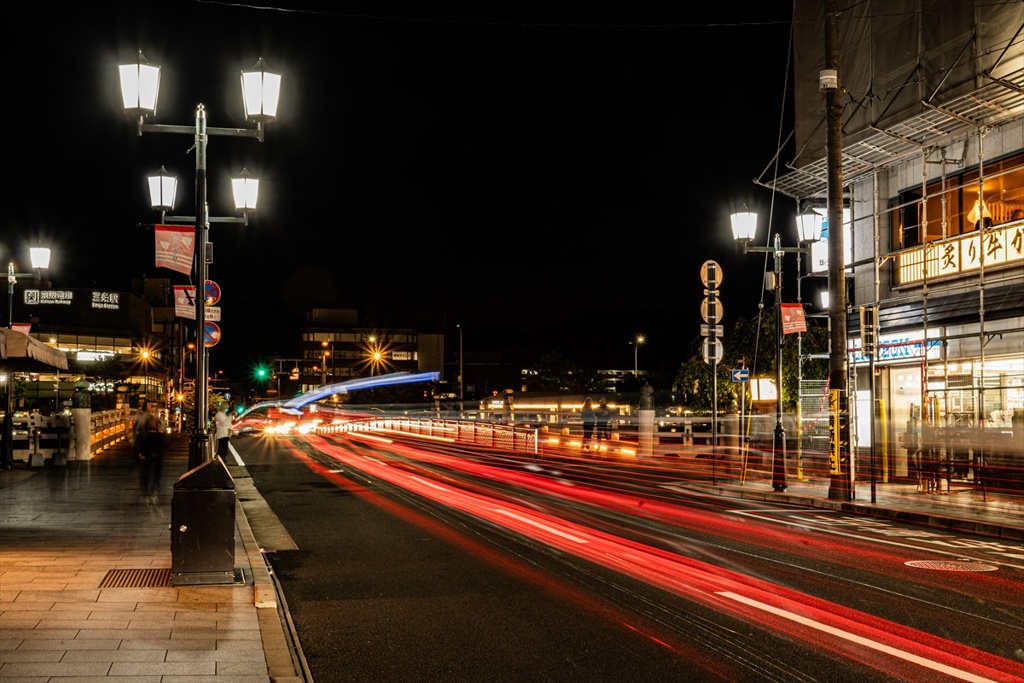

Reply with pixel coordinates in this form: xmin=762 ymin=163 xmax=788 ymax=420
xmin=318 ymin=417 xmax=540 ymax=455
xmin=89 ymin=408 xmax=135 ymax=455
xmin=3 ymin=408 xmax=135 ymax=465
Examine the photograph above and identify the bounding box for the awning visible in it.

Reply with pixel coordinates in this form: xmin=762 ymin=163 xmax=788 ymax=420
xmin=0 ymin=328 xmax=69 ymax=370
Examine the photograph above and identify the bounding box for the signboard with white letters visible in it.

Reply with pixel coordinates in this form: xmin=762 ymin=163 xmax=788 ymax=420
xmin=851 ymin=329 xmax=941 ymax=365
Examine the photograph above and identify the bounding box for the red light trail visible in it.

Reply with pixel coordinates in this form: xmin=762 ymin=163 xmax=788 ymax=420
xmin=280 ymin=433 xmax=1024 ymax=682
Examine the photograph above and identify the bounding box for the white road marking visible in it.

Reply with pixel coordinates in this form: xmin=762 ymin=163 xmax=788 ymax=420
xmin=716 ymin=591 xmax=998 ymax=683
xmin=493 ymin=509 xmax=589 ymax=543
xmin=408 ymin=475 xmax=451 ymax=492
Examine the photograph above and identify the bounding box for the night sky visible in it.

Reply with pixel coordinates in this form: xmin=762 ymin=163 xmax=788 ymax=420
xmin=8 ymin=1 xmax=801 ymax=381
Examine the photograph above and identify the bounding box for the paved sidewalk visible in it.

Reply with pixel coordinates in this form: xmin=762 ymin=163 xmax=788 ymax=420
xmin=689 ymin=472 xmax=1024 ymax=541
xmin=0 ymin=433 xmax=304 ymax=683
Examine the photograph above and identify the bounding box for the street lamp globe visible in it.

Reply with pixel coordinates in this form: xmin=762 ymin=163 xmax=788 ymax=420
xmin=240 ymin=57 xmax=282 ymax=135
xmin=231 ymin=168 xmax=259 ymax=212
xmin=796 ymin=205 xmax=824 ymax=243
xmin=147 ymin=166 xmax=177 ymax=211
xmin=730 ymin=209 xmax=758 ymax=242
xmin=29 ymin=247 xmax=51 ymax=270
xmin=119 ymin=50 xmax=160 ymax=117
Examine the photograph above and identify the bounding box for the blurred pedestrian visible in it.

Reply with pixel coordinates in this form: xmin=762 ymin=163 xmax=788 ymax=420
xmin=214 ymin=403 xmax=232 ymax=458
xmin=133 ymin=411 xmax=164 ymax=496
xmin=581 ymin=397 xmax=596 ymax=451
xmin=140 ymin=412 xmax=166 ymax=496
xmin=132 ymin=400 xmax=151 ymax=495
xmin=595 ymin=396 xmax=611 ymax=443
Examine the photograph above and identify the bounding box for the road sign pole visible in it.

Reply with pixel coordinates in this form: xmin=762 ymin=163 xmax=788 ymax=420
xmin=701 ymin=260 xmax=723 ymax=475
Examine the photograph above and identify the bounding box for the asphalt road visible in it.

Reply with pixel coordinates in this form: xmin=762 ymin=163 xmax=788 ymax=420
xmin=231 ymin=431 xmax=1024 ymax=683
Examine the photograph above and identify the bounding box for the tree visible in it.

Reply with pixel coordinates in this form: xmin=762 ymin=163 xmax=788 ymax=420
xmin=674 ymin=311 xmax=828 ymax=412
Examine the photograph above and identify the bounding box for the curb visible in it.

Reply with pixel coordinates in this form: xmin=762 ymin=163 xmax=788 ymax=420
xmin=698 ymin=483 xmax=1024 ymax=541
xmin=235 ymin=498 xmax=306 ymax=683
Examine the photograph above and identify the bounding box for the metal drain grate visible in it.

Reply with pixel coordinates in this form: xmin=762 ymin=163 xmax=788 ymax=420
xmin=905 ymin=560 xmax=998 ymax=572
xmin=100 ymin=568 xmax=173 ymax=588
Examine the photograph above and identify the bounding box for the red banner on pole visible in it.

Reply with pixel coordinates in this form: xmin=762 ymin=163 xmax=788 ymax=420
xmin=173 ymin=286 xmax=197 ymax=319
xmin=155 ymin=225 xmax=195 ymax=275
xmin=780 ymin=303 xmax=807 ymax=334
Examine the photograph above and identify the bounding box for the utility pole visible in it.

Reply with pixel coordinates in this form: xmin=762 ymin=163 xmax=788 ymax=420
xmin=825 ymin=0 xmax=852 ymax=500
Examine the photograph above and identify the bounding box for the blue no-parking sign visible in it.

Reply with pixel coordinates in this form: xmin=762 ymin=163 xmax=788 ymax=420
xmin=203 ymin=321 xmax=221 ymax=348
xmin=204 ymin=280 xmax=221 ymax=306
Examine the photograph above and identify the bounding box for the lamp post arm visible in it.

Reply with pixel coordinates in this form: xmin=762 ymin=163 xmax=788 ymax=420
xmin=158 ymin=214 xmax=248 ymax=225
xmin=739 ymin=243 xmax=812 ymax=255
xmin=8 ymin=266 xmax=42 ymax=287
xmin=140 ymin=122 xmax=264 ymax=141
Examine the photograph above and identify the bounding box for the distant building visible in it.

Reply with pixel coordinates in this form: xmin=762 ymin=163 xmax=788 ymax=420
xmin=284 ymin=308 xmax=443 ymax=398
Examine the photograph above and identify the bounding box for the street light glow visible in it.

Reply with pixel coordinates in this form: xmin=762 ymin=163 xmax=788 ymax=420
xmin=118 ymin=51 xmax=160 ymax=114
xmin=231 ymin=168 xmax=259 ymax=211
xmin=633 ymin=335 xmax=645 ymax=378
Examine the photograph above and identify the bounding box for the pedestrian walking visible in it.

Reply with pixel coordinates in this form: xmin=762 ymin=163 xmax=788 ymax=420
xmin=595 ymin=396 xmax=611 ymax=444
xmin=132 ymin=401 xmax=152 ymax=495
xmin=214 ymin=403 xmax=232 ymax=458
xmin=133 ymin=410 xmax=165 ymax=496
xmin=141 ymin=412 xmax=165 ymax=496
xmin=581 ymin=397 xmax=596 ymax=451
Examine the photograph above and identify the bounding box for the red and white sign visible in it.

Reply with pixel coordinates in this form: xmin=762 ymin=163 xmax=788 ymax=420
xmin=173 ymin=286 xmax=197 ymax=318
xmin=780 ymin=303 xmax=807 ymax=334
xmin=173 ymin=286 xmax=220 ymax=320
xmin=203 ymin=322 xmax=221 ymax=348
xmin=154 ymin=225 xmax=195 ymax=275
xmin=204 ymin=280 xmax=221 ymax=306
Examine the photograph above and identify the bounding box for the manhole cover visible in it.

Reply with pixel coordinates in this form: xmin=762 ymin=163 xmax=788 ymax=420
xmin=905 ymin=560 xmax=998 ymax=572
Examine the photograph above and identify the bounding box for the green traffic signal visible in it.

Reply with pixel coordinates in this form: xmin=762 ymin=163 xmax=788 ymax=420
xmin=254 ymin=365 xmax=270 ymax=381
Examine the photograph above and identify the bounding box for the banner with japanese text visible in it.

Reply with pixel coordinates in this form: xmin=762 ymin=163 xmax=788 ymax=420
xmin=173 ymin=286 xmax=197 ymax=319
xmin=155 ymin=225 xmax=195 ymax=275
xmin=780 ymin=303 xmax=807 ymax=334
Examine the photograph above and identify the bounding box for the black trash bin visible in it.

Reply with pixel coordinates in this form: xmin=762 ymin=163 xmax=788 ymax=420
xmin=171 ymin=457 xmax=236 ymax=585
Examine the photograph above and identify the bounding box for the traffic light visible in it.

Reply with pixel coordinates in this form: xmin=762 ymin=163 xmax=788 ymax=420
xmin=859 ymin=305 xmax=877 ymax=357
xmin=254 ymin=364 xmax=271 ymax=382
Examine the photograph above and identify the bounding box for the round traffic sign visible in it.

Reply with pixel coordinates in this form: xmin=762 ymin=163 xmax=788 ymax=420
xmin=702 ymin=338 xmax=724 ymax=365
xmin=701 ymin=297 xmax=723 ymax=323
xmin=204 ymin=280 xmax=221 ymax=306
xmin=700 ymin=260 xmax=723 ymax=289
xmin=203 ymin=321 xmax=221 ymax=348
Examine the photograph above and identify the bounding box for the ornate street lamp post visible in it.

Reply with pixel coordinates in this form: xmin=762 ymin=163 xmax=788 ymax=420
xmin=731 ymin=206 xmax=822 ymax=492
xmin=3 ymin=248 xmax=52 ymax=469
xmin=119 ymin=51 xmax=280 ymax=469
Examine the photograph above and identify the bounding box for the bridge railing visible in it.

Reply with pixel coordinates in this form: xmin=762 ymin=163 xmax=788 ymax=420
xmin=3 ymin=407 xmax=134 ymax=465
xmin=318 ymin=417 xmax=540 ymax=456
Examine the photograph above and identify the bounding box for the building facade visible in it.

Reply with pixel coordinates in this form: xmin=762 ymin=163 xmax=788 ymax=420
xmin=774 ymin=1 xmax=1024 ymax=486
xmin=13 ymin=278 xmax=179 ymax=413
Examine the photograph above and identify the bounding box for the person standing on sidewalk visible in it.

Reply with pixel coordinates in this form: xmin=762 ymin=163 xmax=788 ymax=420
xmin=581 ymin=397 xmax=596 ymax=451
xmin=594 ymin=396 xmax=611 ymax=445
xmin=214 ymin=403 xmax=232 ymax=459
